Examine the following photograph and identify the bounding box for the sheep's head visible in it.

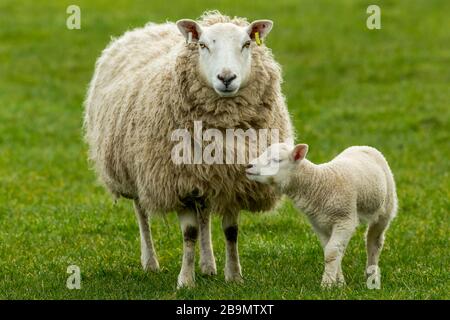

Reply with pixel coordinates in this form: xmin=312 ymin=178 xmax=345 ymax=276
xmin=177 ymin=19 xmax=273 ymax=97
xmin=246 ymin=141 xmax=308 ymax=185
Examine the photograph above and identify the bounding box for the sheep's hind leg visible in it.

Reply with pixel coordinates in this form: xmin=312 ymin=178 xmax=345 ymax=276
xmin=222 ymin=212 xmax=243 ymax=283
xmin=177 ymin=211 xmax=199 ymax=288
xmin=198 ymin=212 xmax=217 ymax=276
xmin=321 ymin=222 xmax=355 ymax=288
xmin=365 ymin=214 xmax=390 ymax=286
xmin=133 ymin=199 xmax=159 ymax=272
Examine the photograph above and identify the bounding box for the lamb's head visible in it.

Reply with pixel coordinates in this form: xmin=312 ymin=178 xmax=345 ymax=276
xmin=176 ymin=19 xmax=273 ymax=97
xmin=246 ymin=142 xmax=308 ymax=185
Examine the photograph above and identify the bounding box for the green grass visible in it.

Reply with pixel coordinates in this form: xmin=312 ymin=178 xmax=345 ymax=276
xmin=0 ymin=0 xmax=449 ymax=299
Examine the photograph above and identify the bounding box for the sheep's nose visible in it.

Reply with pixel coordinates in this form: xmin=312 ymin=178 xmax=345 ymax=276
xmin=246 ymin=164 xmax=253 ymax=169
xmin=217 ymin=73 xmax=237 ymax=87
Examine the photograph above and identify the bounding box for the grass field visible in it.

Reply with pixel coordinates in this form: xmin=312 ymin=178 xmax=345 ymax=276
xmin=0 ymin=0 xmax=449 ymax=299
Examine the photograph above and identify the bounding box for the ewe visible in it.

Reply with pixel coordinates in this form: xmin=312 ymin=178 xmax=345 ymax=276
xmin=84 ymin=11 xmax=293 ymax=288
xmin=246 ymin=143 xmax=397 ymax=288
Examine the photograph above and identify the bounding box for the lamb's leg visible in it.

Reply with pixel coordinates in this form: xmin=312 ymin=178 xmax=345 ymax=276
xmin=222 ymin=212 xmax=243 ymax=283
xmin=336 ymin=265 xmax=345 ymax=285
xmin=133 ymin=199 xmax=159 ymax=272
xmin=316 ymin=229 xmax=330 ymax=248
xmin=315 ymin=230 xmax=345 ymax=285
xmin=321 ymin=222 xmax=355 ymax=288
xmin=198 ymin=212 xmax=217 ymax=275
xmin=177 ymin=211 xmax=198 ymax=288
xmin=365 ymin=215 xmax=390 ymax=284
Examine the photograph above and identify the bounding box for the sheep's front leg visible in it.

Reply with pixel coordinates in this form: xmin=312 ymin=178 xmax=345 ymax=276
xmin=336 ymin=265 xmax=345 ymax=285
xmin=133 ymin=200 xmax=159 ymax=272
xmin=222 ymin=212 xmax=243 ymax=283
xmin=198 ymin=212 xmax=217 ymax=275
xmin=315 ymin=229 xmax=345 ymax=285
xmin=321 ymin=222 xmax=355 ymax=288
xmin=177 ymin=211 xmax=198 ymax=288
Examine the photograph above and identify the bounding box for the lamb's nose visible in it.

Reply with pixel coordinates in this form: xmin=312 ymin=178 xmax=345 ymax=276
xmin=246 ymin=164 xmax=253 ymax=169
xmin=217 ymin=73 xmax=237 ymax=87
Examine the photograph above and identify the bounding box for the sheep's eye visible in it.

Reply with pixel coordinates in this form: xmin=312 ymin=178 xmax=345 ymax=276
xmin=199 ymin=43 xmax=209 ymax=50
xmin=272 ymin=158 xmax=282 ymax=163
xmin=242 ymin=41 xmax=251 ymax=49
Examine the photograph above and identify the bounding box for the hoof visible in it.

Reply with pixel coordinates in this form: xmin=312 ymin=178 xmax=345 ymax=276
xmin=336 ymin=275 xmax=346 ymax=287
xmin=225 ymin=272 xmax=244 ymax=283
xmin=321 ymin=277 xmax=337 ymax=289
xmin=177 ymin=276 xmax=196 ymax=289
xmin=141 ymin=255 xmax=160 ymax=272
xmin=336 ymin=279 xmax=346 ymax=287
xmin=200 ymin=262 xmax=217 ymax=276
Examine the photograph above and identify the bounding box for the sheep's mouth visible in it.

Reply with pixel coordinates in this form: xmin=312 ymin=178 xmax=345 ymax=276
xmin=215 ymin=87 xmax=239 ymax=97
xmin=245 ymin=170 xmax=259 ymax=178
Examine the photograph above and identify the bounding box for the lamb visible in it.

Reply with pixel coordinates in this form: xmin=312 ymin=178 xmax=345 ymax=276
xmin=246 ymin=142 xmax=397 ymax=288
xmin=83 ymin=11 xmax=293 ymax=288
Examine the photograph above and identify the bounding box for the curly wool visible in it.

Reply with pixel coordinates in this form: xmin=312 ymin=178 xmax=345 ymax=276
xmin=84 ymin=11 xmax=294 ymax=215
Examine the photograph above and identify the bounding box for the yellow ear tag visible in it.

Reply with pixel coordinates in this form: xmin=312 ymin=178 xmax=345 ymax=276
xmin=255 ymin=32 xmax=262 ymax=46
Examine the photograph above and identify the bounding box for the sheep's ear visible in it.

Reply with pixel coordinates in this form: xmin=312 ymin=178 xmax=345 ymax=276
xmin=291 ymin=144 xmax=308 ymax=162
xmin=247 ymin=20 xmax=273 ymax=41
xmin=176 ymin=19 xmax=202 ymax=43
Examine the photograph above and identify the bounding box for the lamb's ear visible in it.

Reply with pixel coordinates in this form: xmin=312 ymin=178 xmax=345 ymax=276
xmin=291 ymin=144 xmax=308 ymax=162
xmin=176 ymin=19 xmax=202 ymax=43
xmin=247 ymin=20 xmax=273 ymax=41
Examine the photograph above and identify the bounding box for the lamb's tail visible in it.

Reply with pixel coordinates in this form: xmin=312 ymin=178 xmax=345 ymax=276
xmin=384 ymin=160 xmax=398 ymax=220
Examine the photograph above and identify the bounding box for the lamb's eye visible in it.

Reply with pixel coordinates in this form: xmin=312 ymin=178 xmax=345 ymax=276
xmin=199 ymin=43 xmax=209 ymax=50
xmin=242 ymin=41 xmax=251 ymax=49
xmin=272 ymin=158 xmax=282 ymax=163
